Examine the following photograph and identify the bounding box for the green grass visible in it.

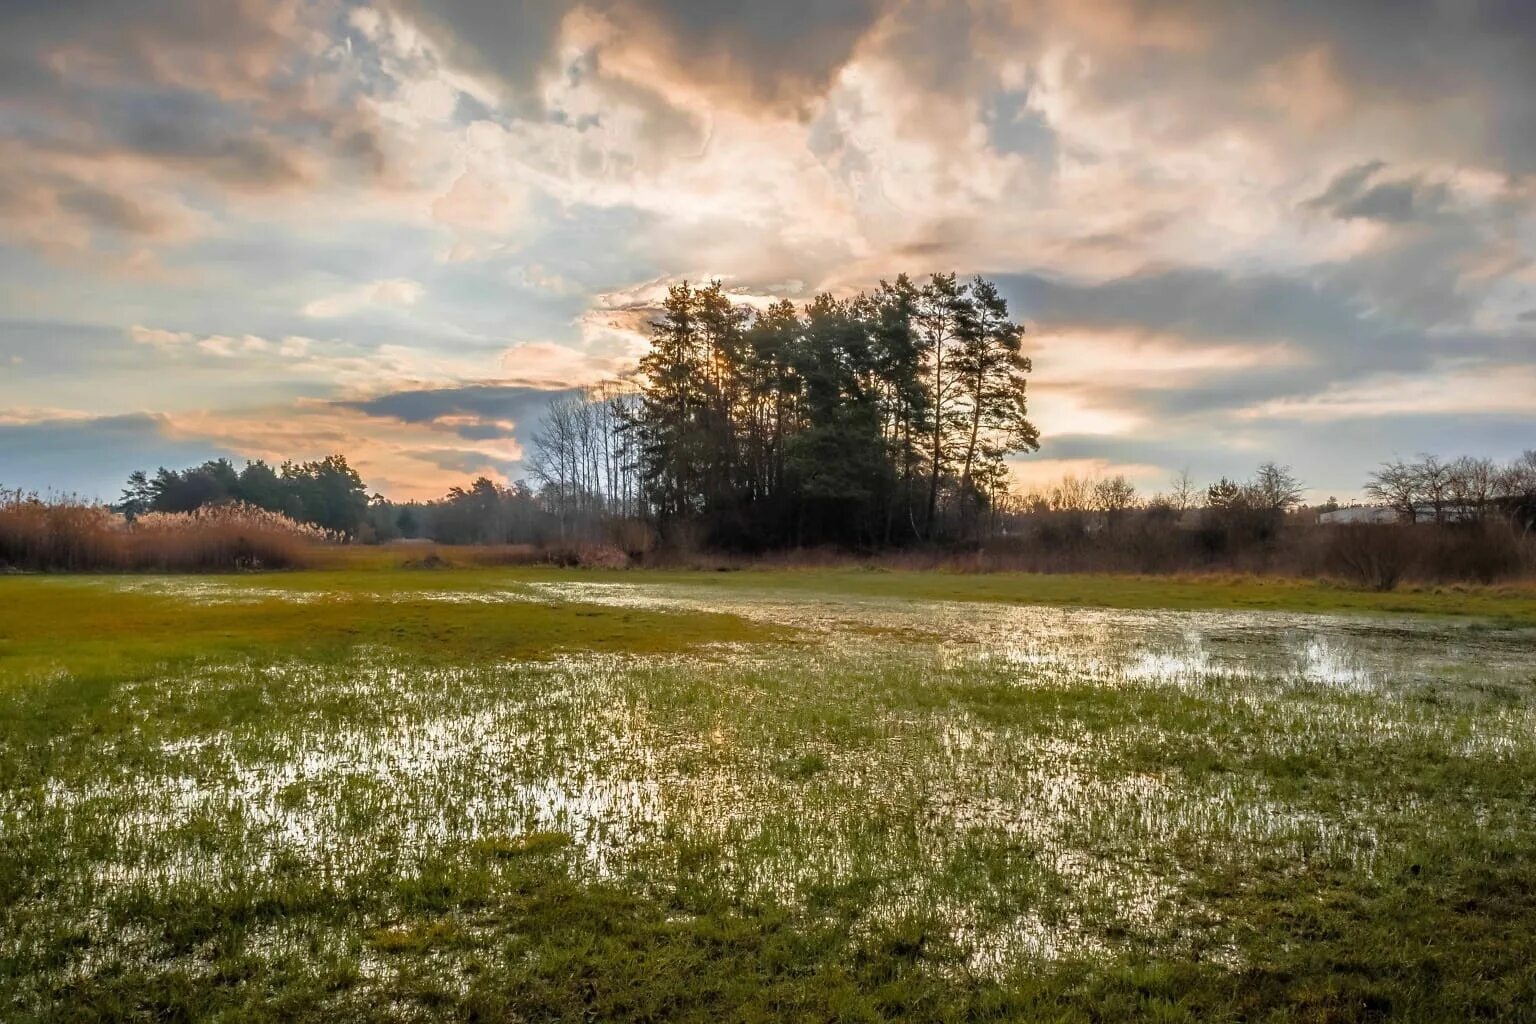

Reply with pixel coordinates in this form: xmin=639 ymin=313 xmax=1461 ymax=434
xmin=0 ymin=573 xmax=777 ymax=684
xmin=303 ymin=559 xmax=1536 ymax=623
xmin=3 ymin=569 xmax=1536 ymax=1021
xmin=556 ymin=565 xmax=1536 ymax=624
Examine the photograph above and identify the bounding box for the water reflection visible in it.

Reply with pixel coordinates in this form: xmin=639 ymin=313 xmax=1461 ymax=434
xmin=18 ymin=578 xmax=1536 ymax=982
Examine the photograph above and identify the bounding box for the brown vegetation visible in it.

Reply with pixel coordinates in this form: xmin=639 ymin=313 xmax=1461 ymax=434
xmin=0 ymin=492 xmax=328 ymax=572
xmin=348 ymin=516 xmax=1535 ymax=591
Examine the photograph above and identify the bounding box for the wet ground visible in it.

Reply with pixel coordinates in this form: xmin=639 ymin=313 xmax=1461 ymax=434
xmin=5 ymin=574 xmax=1536 ymax=1016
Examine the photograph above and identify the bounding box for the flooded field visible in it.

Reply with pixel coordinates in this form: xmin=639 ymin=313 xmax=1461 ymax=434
xmin=4 ymin=571 xmax=1536 ymax=1020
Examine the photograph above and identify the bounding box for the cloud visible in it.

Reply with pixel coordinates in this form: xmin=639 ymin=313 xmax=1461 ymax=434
xmin=3 ymin=0 xmax=1535 ymax=502
xmin=404 ymin=447 xmax=522 ymax=478
xmin=338 ymin=382 xmax=581 ymax=442
xmin=997 ymin=263 xmax=1536 ymax=457
xmin=379 ymin=0 xmax=883 ymax=115
xmin=130 ymin=324 xmax=312 ymax=358
xmin=1303 ymin=160 xmax=1450 ymax=223
xmin=120 ymin=323 xmax=507 ymax=399
xmin=0 ymin=0 xmax=390 ymax=265
xmin=375 ymin=0 xmax=571 ymax=108
xmin=0 ymin=412 xmax=235 ymax=500
xmin=303 ymin=278 xmax=426 ymax=318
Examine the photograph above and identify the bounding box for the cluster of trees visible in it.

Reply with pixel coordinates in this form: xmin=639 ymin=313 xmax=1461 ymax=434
xmin=528 ymin=274 xmax=1038 ymax=548
xmin=527 ymin=386 xmax=643 ymax=536
xmin=113 ymin=459 xmax=566 ymax=549
xmin=117 ymin=456 xmax=370 ymax=537
xmin=1366 ymin=452 xmax=1536 ymax=526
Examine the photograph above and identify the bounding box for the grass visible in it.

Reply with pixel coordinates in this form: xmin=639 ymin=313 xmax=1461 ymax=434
xmin=104 ymin=554 xmax=1536 ymax=623
xmin=3 ymin=568 xmax=1536 ymax=1020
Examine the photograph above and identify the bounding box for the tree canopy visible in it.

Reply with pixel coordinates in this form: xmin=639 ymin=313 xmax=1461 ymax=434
xmin=622 ymin=273 xmax=1037 ymax=547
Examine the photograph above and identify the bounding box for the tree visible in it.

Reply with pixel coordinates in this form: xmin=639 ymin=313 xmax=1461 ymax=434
xmin=1251 ymin=462 xmax=1303 ymax=512
xmin=1366 ymin=459 xmax=1421 ymax=522
xmin=1416 ymin=454 xmax=1453 ymax=523
xmin=237 ymin=460 xmax=284 ymax=511
xmin=914 ymin=273 xmax=969 ymax=538
xmin=635 ymin=282 xmax=708 ymax=525
xmin=1447 ymin=456 xmax=1498 ymax=521
xmin=870 ymin=276 xmax=926 ymax=542
xmin=280 ymin=456 xmax=369 ymax=536
xmin=1206 ymin=478 xmax=1243 ymax=510
xmin=117 ymin=470 xmax=155 ymax=520
xmin=954 ymin=277 xmax=1038 ymax=522
xmin=1497 ymin=450 xmax=1536 ymax=533
xmin=1091 ymin=475 xmax=1138 ymax=522
xmin=783 ymin=293 xmax=886 ymax=545
xmin=1168 ymin=469 xmax=1198 ymax=512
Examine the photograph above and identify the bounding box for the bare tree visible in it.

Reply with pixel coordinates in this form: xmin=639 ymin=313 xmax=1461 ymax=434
xmin=1448 ymin=456 xmax=1499 ymax=521
xmin=1050 ymin=474 xmax=1094 ymax=512
xmin=1497 ymin=450 xmax=1536 ymax=500
xmin=1169 ymin=468 xmax=1198 ymax=512
xmin=1091 ymin=475 xmax=1139 ymax=517
xmin=1366 ymin=458 xmax=1421 ymax=522
xmin=1416 ymin=454 xmax=1455 ymax=523
xmin=1498 ymin=450 xmax=1536 ymax=535
xmin=1251 ymin=462 xmax=1303 ymax=512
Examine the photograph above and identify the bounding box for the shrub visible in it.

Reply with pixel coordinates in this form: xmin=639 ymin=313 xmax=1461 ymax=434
xmin=1415 ymin=522 xmax=1527 ymax=584
xmin=1323 ymin=524 xmax=1416 ymax=591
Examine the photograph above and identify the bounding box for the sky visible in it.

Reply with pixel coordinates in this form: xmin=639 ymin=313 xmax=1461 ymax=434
xmin=2 ymin=0 xmax=1534 ymax=503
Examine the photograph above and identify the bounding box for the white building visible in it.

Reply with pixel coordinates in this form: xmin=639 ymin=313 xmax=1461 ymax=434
xmin=1318 ymin=505 xmax=1398 ymax=525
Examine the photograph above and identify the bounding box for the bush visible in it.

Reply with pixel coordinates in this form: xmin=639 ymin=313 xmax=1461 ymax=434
xmin=1416 ymin=522 xmax=1528 ymax=584
xmin=608 ymin=518 xmax=659 ymax=560
xmin=541 ymin=542 xmax=630 ymax=569
xmin=1322 ymin=524 xmax=1417 ymax=591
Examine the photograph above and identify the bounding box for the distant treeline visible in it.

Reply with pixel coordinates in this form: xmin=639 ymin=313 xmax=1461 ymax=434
xmin=1016 ymin=452 xmax=1536 ymax=529
xmin=89 ymin=267 xmax=1533 ymax=580
xmin=986 ymin=453 xmax=1536 ymax=587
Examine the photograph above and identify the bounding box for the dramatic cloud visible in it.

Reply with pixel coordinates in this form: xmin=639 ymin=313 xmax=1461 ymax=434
xmin=379 ymin=0 xmax=883 ymax=114
xmin=2 ymin=0 xmax=1535 ymax=500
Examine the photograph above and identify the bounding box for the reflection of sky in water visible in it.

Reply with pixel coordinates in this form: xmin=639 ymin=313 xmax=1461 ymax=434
xmin=27 ymin=577 xmax=1536 ymax=977
xmin=520 ymin=580 xmax=1536 ymax=693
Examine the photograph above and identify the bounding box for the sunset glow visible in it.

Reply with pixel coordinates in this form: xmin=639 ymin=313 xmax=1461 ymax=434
xmin=3 ymin=1 xmax=1534 ymax=500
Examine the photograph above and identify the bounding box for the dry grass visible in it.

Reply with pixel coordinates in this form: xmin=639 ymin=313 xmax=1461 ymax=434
xmin=0 ymin=492 xmax=327 ymax=571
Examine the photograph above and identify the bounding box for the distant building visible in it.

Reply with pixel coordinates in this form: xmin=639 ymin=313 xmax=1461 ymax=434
xmin=1318 ymin=505 xmax=1398 ymax=525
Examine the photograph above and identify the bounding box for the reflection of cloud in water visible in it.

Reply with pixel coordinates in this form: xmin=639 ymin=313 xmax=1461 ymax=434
xmin=24 ymin=578 xmax=1536 ymax=982
xmin=523 ymin=579 xmax=1536 ymax=693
